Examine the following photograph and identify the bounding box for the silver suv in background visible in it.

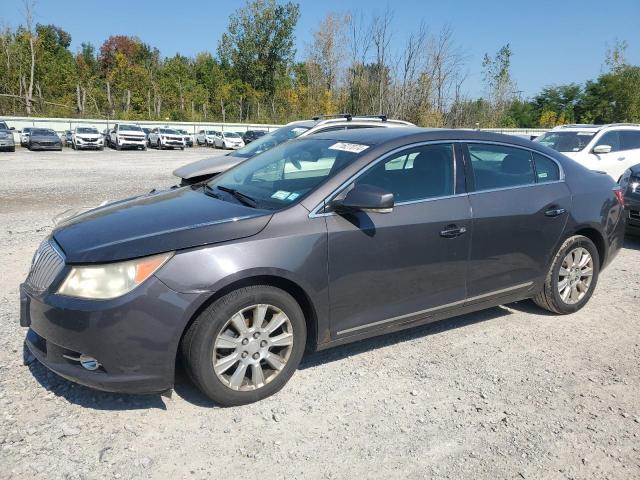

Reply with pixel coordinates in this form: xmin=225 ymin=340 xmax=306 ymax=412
xmin=196 ymin=129 xmax=218 ymax=147
xmin=175 ymin=115 xmax=414 ymax=185
xmin=147 ymin=127 xmax=186 ymax=150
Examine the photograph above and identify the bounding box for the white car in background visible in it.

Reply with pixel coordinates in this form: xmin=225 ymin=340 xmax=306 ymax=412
xmin=108 ymin=124 xmax=147 ymax=150
xmin=147 ymin=127 xmax=186 ymax=150
xmin=214 ymin=131 xmax=245 ymax=150
xmin=20 ymin=127 xmax=33 ymax=146
xmin=535 ymin=124 xmax=640 ymax=181
xmin=196 ymin=129 xmax=218 ymax=147
xmin=72 ymin=126 xmax=104 ymax=150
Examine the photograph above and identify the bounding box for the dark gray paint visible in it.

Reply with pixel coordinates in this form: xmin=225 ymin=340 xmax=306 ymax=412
xmin=21 ymin=128 xmax=626 ymax=394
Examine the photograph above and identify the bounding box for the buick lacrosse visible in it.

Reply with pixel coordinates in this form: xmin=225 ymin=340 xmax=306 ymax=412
xmin=20 ymin=128 xmax=625 ymax=405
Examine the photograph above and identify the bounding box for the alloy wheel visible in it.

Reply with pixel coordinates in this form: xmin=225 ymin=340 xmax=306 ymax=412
xmin=213 ymin=304 xmax=294 ymax=391
xmin=558 ymin=247 xmax=594 ymax=304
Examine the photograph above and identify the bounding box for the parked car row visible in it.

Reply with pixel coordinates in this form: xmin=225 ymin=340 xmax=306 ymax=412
xmin=196 ymin=129 xmax=246 ymax=149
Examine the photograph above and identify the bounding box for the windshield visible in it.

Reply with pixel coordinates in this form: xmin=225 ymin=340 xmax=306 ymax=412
xmin=177 ymin=129 xmax=188 ymax=134
xmin=32 ymin=129 xmax=55 ymax=135
xmin=77 ymin=127 xmax=98 ymax=134
xmin=534 ymin=131 xmax=595 ymax=152
xmin=160 ymin=128 xmax=179 ymax=134
xmin=229 ymin=124 xmax=310 ymax=158
xmin=119 ymin=124 xmax=142 ymax=132
xmin=223 ymin=132 xmax=240 ymax=138
xmin=207 ymin=138 xmax=368 ymax=210
xmin=206 ymin=130 xmax=215 ymax=135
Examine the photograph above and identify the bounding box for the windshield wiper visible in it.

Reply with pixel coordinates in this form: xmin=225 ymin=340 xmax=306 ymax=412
xmin=216 ymin=185 xmax=259 ymax=208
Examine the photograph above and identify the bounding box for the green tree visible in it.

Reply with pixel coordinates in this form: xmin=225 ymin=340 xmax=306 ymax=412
xmin=218 ymin=0 xmax=300 ymax=96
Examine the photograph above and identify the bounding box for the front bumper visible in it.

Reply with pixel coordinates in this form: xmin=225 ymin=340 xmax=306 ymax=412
xmin=0 ymin=138 xmax=14 ymax=149
xmin=29 ymin=142 xmax=62 ymax=150
xmin=20 ymin=276 xmax=201 ymax=394
xmin=117 ymin=137 xmax=146 ymax=147
xmin=75 ymin=139 xmax=104 ymax=149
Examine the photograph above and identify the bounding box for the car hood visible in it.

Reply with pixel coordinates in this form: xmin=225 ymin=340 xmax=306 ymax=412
xmin=173 ymin=154 xmax=245 ymax=180
xmin=53 ymin=186 xmax=272 ymax=263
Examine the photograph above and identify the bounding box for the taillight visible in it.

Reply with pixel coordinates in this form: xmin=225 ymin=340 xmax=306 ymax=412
xmin=613 ymin=186 xmax=624 ymax=207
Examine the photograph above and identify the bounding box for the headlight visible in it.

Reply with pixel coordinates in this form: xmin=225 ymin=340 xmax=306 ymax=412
xmin=57 ymin=252 xmax=173 ymax=299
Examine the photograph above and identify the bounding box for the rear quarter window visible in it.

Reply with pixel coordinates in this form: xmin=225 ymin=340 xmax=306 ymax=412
xmin=533 ymin=153 xmax=560 ymax=183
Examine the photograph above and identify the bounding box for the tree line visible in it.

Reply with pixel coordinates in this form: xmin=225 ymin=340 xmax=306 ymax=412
xmin=0 ymin=0 xmax=638 ymax=128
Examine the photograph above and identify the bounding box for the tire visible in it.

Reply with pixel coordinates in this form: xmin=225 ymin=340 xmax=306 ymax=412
xmin=157 ymin=139 xmax=162 ymax=150
xmin=180 ymin=147 xmax=184 ymax=151
xmin=533 ymin=235 xmax=600 ymax=314
xmin=99 ymin=146 xmax=104 ymax=151
xmin=115 ymin=140 xmax=121 ymax=151
xmin=181 ymin=285 xmax=307 ymax=406
xmin=72 ymin=142 xmax=76 ymax=150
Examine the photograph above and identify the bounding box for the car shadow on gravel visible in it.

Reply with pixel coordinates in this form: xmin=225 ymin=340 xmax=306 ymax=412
xmin=24 ymin=343 xmax=167 ymax=411
xmin=299 ymin=305 xmax=514 ymax=371
xmin=624 ymin=235 xmax=640 ymax=250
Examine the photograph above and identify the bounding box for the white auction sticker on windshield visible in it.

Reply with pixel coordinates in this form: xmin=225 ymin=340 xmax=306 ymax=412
xmin=271 ymin=190 xmax=290 ymax=200
xmin=329 ymin=142 xmax=370 ymax=153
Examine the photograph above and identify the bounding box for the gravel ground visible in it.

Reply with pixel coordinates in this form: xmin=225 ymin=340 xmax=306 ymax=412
xmin=0 ymin=147 xmax=639 ymax=480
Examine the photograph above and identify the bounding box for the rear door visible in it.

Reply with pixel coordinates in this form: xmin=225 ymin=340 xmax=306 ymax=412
xmin=326 ymin=143 xmax=471 ymax=337
xmin=464 ymin=143 xmax=571 ymax=299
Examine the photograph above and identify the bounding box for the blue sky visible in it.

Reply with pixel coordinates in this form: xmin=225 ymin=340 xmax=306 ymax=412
xmin=4 ymin=0 xmax=639 ymax=98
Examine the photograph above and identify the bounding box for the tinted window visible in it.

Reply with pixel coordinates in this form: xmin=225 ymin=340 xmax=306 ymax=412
xmin=354 ymin=144 xmax=454 ymax=203
xmin=595 ymin=131 xmax=621 ymax=152
xmin=468 ymin=144 xmax=535 ymax=191
xmin=533 ymin=153 xmax=560 ymax=183
xmin=621 ymin=131 xmax=640 ymax=150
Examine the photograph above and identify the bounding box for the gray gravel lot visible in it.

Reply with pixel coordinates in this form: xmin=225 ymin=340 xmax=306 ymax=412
xmin=0 ymin=147 xmax=639 ymax=479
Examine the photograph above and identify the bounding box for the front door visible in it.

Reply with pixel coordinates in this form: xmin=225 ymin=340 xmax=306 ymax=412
xmin=326 ymin=143 xmax=471 ymax=338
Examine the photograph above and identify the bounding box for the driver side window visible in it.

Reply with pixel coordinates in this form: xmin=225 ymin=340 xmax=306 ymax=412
xmin=354 ymin=144 xmax=455 ymax=203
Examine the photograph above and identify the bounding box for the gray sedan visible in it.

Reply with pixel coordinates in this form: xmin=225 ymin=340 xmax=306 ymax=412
xmin=20 ymin=128 xmax=625 ymax=406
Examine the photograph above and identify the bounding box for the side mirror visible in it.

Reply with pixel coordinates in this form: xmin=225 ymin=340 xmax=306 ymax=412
xmin=334 ymin=184 xmax=394 ymax=214
xmin=9 ymin=127 xmax=14 ymax=130
xmin=593 ymin=144 xmax=612 ymax=154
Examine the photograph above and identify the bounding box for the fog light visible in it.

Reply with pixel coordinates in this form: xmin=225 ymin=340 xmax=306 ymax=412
xmin=79 ymin=355 xmax=100 ymax=371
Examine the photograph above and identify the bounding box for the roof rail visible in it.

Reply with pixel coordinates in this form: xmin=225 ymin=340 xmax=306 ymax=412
xmin=351 ymin=114 xmax=388 ymax=122
xmin=311 ymin=113 xmax=353 ymax=121
xmin=603 ymin=122 xmax=640 ymax=128
xmin=557 ymin=124 xmax=598 ymax=129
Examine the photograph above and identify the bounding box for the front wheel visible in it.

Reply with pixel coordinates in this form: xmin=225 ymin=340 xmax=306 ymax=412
xmin=533 ymin=235 xmax=600 ymax=314
xmin=157 ymin=139 xmax=162 ymax=150
xmin=181 ymin=285 xmax=306 ymax=406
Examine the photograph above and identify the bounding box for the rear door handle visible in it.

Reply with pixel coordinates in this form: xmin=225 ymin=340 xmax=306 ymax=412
xmin=440 ymin=225 xmax=467 ymax=238
xmin=544 ymin=208 xmax=566 ymax=217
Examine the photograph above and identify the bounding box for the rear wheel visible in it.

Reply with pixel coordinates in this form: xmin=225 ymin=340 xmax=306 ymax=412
xmin=181 ymin=285 xmax=306 ymax=406
xmin=533 ymin=235 xmax=599 ymax=314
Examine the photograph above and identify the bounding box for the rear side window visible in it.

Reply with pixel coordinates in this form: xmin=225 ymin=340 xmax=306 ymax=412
xmin=354 ymin=144 xmax=454 ymax=202
xmin=621 ymin=131 xmax=640 ymax=150
xmin=533 ymin=153 xmax=560 ymax=183
xmin=468 ymin=144 xmax=535 ymax=191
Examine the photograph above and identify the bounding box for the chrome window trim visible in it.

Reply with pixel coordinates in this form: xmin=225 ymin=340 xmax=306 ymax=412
xmin=308 ymin=139 xmax=565 ymax=219
xmin=336 ymin=281 xmax=534 ymax=336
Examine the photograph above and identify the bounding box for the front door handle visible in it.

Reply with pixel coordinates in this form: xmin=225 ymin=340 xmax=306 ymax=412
xmin=440 ymin=225 xmax=467 ymax=238
xmin=544 ymin=208 xmax=566 ymax=217
xmin=617 ymin=157 xmax=626 ymax=161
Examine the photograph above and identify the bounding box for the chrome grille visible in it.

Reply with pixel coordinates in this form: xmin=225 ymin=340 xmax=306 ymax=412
xmin=26 ymin=240 xmax=65 ymax=291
